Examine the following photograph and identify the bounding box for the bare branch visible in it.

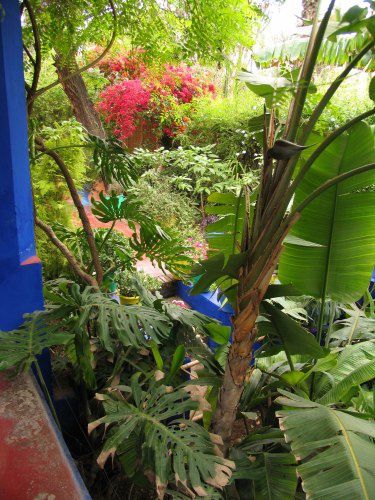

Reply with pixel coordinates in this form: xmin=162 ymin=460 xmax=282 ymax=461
xmin=23 ymin=0 xmax=42 ymax=115
xmin=35 ymin=137 xmax=104 ymax=285
xmin=35 ymin=217 xmax=97 ymax=287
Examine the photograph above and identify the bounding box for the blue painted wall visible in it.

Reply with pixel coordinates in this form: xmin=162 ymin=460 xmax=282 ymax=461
xmin=0 ymin=0 xmax=45 ymax=366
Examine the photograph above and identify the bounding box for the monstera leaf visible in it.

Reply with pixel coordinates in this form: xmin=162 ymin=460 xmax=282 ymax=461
xmin=0 ymin=312 xmax=73 ymax=373
xmin=93 ymin=382 xmax=235 ymax=497
xmin=90 ymin=135 xmax=138 ymax=189
xmin=279 ymin=121 xmax=375 ymax=302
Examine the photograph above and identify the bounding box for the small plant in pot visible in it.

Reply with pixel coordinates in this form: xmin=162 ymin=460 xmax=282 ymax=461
xmin=115 ymin=270 xmax=163 ymax=305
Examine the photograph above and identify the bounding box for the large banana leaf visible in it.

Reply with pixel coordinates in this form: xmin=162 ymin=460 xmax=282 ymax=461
xmin=233 ymin=450 xmax=297 ymax=500
xmin=330 ymin=303 xmax=375 ymax=345
xmin=260 ymin=301 xmax=326 ymax=358
xmin=276 ymin=390 xmax=375 ymax=499
xmin=204 ymin=192 xmax=245 ymax=258
xmin=279 ymin=121 xmax=375 ymax=302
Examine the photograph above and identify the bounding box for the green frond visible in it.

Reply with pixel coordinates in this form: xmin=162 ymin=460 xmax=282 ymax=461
xmin=0 ymin=312 xmax=73 ymax=374
xmin=44 ymin=281 xmax=172 ymax=351
xmin=315 ymin=340 xmax=375 ymax=404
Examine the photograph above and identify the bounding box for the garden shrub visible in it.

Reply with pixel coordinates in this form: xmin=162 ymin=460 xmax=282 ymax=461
xmin=131 ymin=169 xmax=199 ymax=228
xmin=179 ymin=89 xmax=263 ymax=167
xmin=130 ymin=169 xmax=207 ymax=259
xmin=130 ymin=145 xmax=259 ymax=202
xmin=305 ymin=71 xmax=374 ymax=133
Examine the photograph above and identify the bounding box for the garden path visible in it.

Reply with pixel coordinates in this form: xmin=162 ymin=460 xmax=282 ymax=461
xmin=70 ymin=182 xmax=169 ymax=279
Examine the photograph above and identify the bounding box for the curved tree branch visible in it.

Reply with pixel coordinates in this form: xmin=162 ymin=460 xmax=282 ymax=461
xmin=35 ymin=217 xmax=97 ymax=287
xmin=23 ymin=0 xmax=42 ymax=115
xmin=35 ymin=137 xmax=104 ymax=285
xmin=33 ymin=0 xmax=117 ymax=101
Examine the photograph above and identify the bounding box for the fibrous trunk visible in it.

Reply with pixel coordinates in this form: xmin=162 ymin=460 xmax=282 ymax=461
xmin=212 ymin=322 xmax=257 ymax=450
xmin=212 ymin=239 xmax=286 ymax=451
xmin=302 ymin=0 xmax=319 ymax=21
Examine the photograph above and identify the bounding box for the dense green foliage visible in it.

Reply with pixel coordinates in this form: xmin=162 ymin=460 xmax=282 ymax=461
xmin=14 ymin=0 xmax=375 ymax=498
xmin=180 ymin=92 xmax=263 ymax=166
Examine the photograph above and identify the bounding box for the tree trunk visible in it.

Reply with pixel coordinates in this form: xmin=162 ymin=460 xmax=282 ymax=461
xmin=302 ymin=0 xmax=319 ymax=21
xmin=54 ymin=53 xmax=106 ymax=139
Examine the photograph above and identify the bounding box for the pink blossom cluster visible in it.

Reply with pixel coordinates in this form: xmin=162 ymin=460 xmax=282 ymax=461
xmin=98 ymin=50 xmax=147 ymax=82
xmin=186 ymin=237 xmax=208 ymax=261
xmin=97 ymin=80 xmax=150 ymax=140
xmin=161 ymin=64 xmax=215 ymax=104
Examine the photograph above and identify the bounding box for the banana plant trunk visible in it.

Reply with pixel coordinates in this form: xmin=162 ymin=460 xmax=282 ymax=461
xmin=212 ymin=235 xmax=287 ymax=451
xmin=212 ymin=322 xmax=257 ymax=448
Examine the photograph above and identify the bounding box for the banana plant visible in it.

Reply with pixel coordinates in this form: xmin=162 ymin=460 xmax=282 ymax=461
xmin=191 ymin=0 xmax=375 ymax=450
xmin=255 ymin=5 xmax=375 ymax=69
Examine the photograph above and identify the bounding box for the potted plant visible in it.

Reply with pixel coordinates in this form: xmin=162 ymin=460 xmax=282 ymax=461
xmin=114 ymin=270 xmax=141 ymax=305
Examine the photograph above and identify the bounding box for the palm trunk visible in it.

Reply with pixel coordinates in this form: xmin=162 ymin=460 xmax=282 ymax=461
xmin=54 ymin=53 xmax=106 ymax=139
xmin=212 ymin=232 xmax=289 ymax=451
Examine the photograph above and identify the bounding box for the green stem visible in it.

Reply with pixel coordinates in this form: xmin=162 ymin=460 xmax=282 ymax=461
xmin=285 ymin=108 xmax=375 ymax=204
xmin=285 ymin=0 xmax=336 ymax=142
xmin=87 ymin=220 xmax=116 ymax=275
xmin=285 ymin=349 xmax=295 ymax=372
xmin=34 ymin=358 xmax=61 ymax=432
xmin=325 ymin=301 xmax=336 ymax=347
xmin=302 ymin=40 xmax=375 ymax=143
xmin=291 ymin=162 xmax=375 ymax=217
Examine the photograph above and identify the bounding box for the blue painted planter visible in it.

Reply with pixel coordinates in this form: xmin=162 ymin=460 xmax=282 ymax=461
xmin=176 ymin=281 xmax=261 ymax=361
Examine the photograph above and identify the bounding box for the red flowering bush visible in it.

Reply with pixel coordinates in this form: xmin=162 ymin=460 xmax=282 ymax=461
xmin=97 ymin=52 xmax=216 ymax=141
xmin=161 ymin=64 xmax=216 ymax=104
xmin=98 ymin=50 xmax=147 ymax=82
xmin=97 ymin=80 xmax=150 ymax=140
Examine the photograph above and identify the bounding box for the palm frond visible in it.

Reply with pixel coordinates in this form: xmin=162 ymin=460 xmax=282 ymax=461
xmin=330 ymin=303 xmax=375 ymax=345
xmin=315 ymin=340 xmax=375 ymax=405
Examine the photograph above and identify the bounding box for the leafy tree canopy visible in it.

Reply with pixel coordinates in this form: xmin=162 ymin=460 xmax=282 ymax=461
xmin=25 ymin=0 xmax=261 ymax=64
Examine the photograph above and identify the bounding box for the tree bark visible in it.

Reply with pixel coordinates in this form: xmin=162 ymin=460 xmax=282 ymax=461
xmin=212 ymin=232 xmax=289 ymax=452
xmin=35 ymin=217 xmax=97 ymax=287
xmin=54 ymin=53 xmax=106 ymax=139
